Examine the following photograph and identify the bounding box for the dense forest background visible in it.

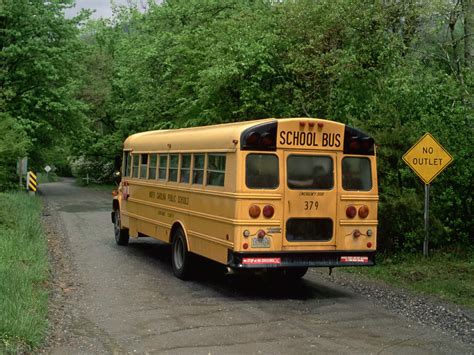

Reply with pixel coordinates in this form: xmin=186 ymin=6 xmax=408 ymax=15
xmin=1 ymin=0 xmax=472 ymax=253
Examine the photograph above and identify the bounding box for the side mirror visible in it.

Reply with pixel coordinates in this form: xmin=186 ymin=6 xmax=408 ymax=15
xmin=114 ymin=170 xmax=122 ymax=185
xmin=114 ymin=155 xmax=122 ymax=171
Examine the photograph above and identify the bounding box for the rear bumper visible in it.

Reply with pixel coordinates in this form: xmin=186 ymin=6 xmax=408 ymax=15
xmin=228 ymin=250 xmax=376 ymax=269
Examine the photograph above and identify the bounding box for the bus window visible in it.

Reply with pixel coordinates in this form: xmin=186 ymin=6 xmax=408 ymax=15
xmin=286 ymin=218 xmax=333 ymax=242
xmin=180 ymin=154 xmax=191 ymax=183
xmin=132 ymin=154 xmax=139 ymax=178
xmin=140 ymin=154 xmax=148 ymax=179
xmin=169 ymin=154 xmax=179 ymax=182
xmin=287 ymin=155 xmax=333 ymax=190
xmin=158 ymin=154 xmax=167 ymax=180
xmin=193 ymin=154 xmax=205 ymax=185
xmin=148 ymin=154 xmax=157 ymax=179
xmin=207 ymin=154 xmax=225 ymax=186
xmin=123 ymin=152 xmax=131 ymax=177
xmin=342 ymin=157 xmax=372 ymax=191
xmin=246 ymin=154 xmax=279 ymax=189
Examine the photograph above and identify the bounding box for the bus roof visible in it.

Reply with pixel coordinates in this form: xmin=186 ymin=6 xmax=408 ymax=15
xmin=124 ymin=117 xmax=338 ymax=152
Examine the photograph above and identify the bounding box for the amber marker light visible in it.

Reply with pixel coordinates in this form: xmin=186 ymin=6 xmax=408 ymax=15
xmin=249 ymin=205 xmax=261 ymax=218
xmin=358 ymin=205 xmax=369 ymax=218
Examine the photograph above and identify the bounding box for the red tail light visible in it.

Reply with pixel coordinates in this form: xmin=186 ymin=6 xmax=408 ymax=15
xmin=257 ymin=230 xmax=266 ymax=238
xmin=358 ymin=205 xmax=369 ymax=218
xmin=262 ymin=205 xmax=274 ymax=218
xmin=353 ymin=229 xmax=361 ymax=238
xmin=246 ymin=131 xmax=260 ymax=145
xmin=346 ymin=205 xmax=357 ymax=218
xmin=249 ymin=205 xmax=261 ymax=218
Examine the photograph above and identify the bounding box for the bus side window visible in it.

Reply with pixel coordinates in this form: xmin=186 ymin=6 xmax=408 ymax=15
xmin=169 ymin=154 xmax=179 ymax=182
xmin=148 ymin=154 xmax=157 ymax=179
xmin=180 ymin=154 xmax=191 ymax=183
xmin=123 ymin=152 xmax=131 ymax=177
xmin=193 ymin=154 xmax=205 ymax=185
xmin=140 ymin=154 xmax=148 ymax=179
xmin=158 ymin=154 xmax=168 ymax=180
xmin=132 ymin=154 xmax=139 ymax=178
xmin=207 ymin=154 xmax=225 ymax=187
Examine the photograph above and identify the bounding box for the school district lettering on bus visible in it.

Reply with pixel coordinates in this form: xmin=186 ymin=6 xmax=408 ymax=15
xmin=111 ymin=118 xmax=378 ymax=280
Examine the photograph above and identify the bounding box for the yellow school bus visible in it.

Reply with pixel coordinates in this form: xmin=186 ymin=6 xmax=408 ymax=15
xmin=112 ymin=118 xmax=378 ymax=279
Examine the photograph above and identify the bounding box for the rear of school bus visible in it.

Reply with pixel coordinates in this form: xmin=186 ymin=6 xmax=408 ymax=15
xmin=228 ymin=118 xmax=378 ymax=271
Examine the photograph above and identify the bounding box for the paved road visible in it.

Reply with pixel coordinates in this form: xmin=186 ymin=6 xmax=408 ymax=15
xmin=41 ymin=179 xmax=471 ymax=354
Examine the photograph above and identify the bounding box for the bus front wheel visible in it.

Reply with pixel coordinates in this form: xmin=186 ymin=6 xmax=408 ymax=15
xmin=114 ymin=210 xmax=129 ymax=246
xmin=171 ymin=229 xmax=192 ymax=280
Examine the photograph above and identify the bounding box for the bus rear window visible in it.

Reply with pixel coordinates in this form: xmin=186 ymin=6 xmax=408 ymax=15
xmin=287 ymin=155 xmax=333 ymax=190
xmin=342 ymin=157 xmax=372 ymax=191
xmin=246 ymin=154 xmax=279 ymax=189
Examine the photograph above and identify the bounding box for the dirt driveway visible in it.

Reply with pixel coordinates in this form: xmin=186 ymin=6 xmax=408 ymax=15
xmin=40 ymin=179 xmax=472 ymax=354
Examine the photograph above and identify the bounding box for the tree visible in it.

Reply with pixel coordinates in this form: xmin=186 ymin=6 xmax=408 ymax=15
xmin=0 ymin=0 xmax=87 ymax=180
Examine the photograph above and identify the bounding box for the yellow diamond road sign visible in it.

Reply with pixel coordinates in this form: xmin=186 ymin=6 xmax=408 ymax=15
xmin=402 ymin=133 xmax=453 ymax=184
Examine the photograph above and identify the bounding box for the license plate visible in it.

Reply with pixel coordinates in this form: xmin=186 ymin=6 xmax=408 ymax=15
xmin=251 ymin=236 xmax=271 ymax=248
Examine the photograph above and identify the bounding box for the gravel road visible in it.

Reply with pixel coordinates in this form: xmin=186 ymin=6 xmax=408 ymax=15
xmin=40 ymin=179 xmax=473 ymax=354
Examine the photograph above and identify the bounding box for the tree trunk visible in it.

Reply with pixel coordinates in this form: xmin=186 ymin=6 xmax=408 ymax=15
xmin=463 ymin=0 xmax=474 ymax=67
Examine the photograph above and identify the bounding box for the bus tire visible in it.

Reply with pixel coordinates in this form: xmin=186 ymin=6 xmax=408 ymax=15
xmin=114 ymin=210 xmax=129 ymax=246
xmin=171 ymin=229 xmax=192 ymax=280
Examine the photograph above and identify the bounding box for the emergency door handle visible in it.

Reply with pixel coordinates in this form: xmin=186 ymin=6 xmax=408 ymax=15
xmin=287 ymin=200 xmax=290 ymax=212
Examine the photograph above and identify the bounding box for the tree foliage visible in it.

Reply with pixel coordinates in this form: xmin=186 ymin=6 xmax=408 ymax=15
xmin=1 ymin=0 xmax=87 ymax=175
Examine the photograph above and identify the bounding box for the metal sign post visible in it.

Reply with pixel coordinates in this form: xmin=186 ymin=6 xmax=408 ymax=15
xmin=423 ymin=184 xmax=430 ymax=257
xmin=402 ymin=133 xmax=453 ymax=257
xmin=17 ymin=157 xmax=28 ymax=188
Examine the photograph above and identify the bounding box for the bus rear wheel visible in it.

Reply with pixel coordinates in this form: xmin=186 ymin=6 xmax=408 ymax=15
xmin=171 ymin=229 xmax=192 ymax=280
xmin=114 ymin=210 xmax=129 ymax=246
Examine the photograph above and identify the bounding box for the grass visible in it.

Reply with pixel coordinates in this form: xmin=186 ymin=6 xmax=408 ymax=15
xmin=0 ymin=192 xmax=49 ymax=353
xmin=347 ymin=250 xmax=474 ymax=308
